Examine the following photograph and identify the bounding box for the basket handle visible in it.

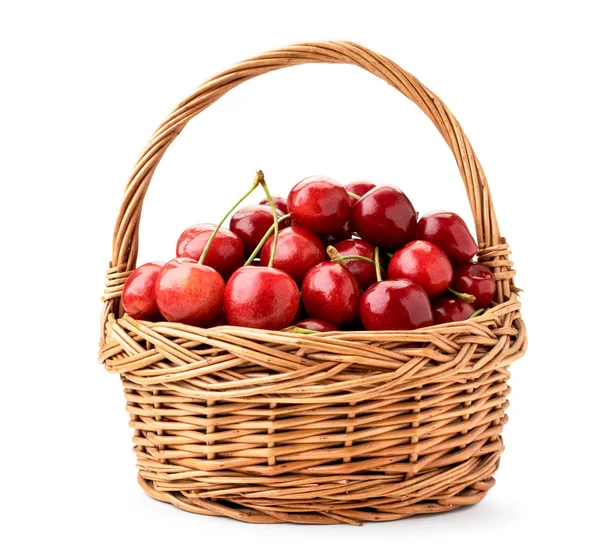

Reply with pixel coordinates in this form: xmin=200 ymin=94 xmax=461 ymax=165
xmin=105 ymin=41 xmax=512 ymax=316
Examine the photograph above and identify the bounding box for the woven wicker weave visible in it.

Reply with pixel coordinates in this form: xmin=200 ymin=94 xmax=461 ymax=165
xmin=99 ymin=41 xmax=526 ymax=525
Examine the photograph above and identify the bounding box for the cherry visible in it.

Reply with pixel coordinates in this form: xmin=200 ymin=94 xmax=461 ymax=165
xmin=319 ymin=220 xmax=352 ymax=246
xmin=122 ymin=261 xmax=165 ymax=321
xmin=432 ymin=296 xmax=477 ymax=324
xmin=287 ymin=176 xmax=352 ymax=233
xmin=294 ymin=318 xmax=339 ymax=332
xmin=224 ymin=266 xmax=299 ymax=329
xmin=229 ymin=204 xmax=289 ymax=256
xmin=301 ymin=262 xmax=361 ymax=326
xmin=332 ymin=239 xmax=382 ymax=291
xmin=260 ymin=226 xmax=325 ymax=284
xmin=176 ymin=223 xmax=244 ymax=279
xmin=360 ymin=279 xmax=433 ymax=330
xmin=345 ymin=181 xmax=376 ymax=206
xmin=416 ymin=211 xmax=478 ymax=264
xmin=452 ymin=263 xmax=496 ymax=308
xmin=225 ymin=171 xmax=300 ymax=330
xmin=155 ymin=258 xmax=225 ymax=325
xmin=260 ymin=195 xmax=288 ymax=214
xmin=352 ymin=185 xmax=417 ymax=249
xmin=388 ymin=240 xmax=453 ymax=297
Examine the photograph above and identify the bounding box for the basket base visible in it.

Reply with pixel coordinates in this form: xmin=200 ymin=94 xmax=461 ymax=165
xmin=137 ymin=456 xmax=498 ymax=525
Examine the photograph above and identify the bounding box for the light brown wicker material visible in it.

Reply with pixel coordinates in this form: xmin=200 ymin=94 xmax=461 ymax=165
xmin=99 ymin=41 xmax=526 ymax=525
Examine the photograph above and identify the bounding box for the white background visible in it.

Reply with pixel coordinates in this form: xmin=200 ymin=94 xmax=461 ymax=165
xmin=2 ymin=1 xmax=599 ymax=548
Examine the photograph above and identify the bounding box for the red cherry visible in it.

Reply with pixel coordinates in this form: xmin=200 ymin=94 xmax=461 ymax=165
xmin=229 ymin=204 xmax=288 ymax=256
xmin=333 ymin=238 xmax=383 ymax=291
xmin=360 ymin=280 xmax=433 ymax=330
xmin=122 ymin=261 xmax=165 ymax=321
xmin=452 ymin=263 xmax=496 ymax=308
xmin=176 ymin=223 xmax=244 ymax=279
xmin=345 ymin=181 xmax=376 ymax=206
xmin=260 ymin=195 xmax=288 ymax=214
xmin=287 ymin=176 xmax=352 ymax=233
xmin=319 ymin=220 xmax=352 ymax=246
xmin=224 ymin=266 xmax=300 ymax=330
xmin=260 ymin=226 xmax=325 ymax=284
xmin=302 ymin=262 xmax=361 ymax=326
xmin=432 ymin=296 xmax=477 ymax=324
xmin=416 ymin=211 xmax=478 ymax=264
xmin=155 ymin=258 xmax=225 ymax=326
xmin=352 ymin=185 xmax=417 ymax=249
xmin=295 ymin=318 xmax=339 ymax=332
xmin=388 ymin=240 xmax=453 ymax=297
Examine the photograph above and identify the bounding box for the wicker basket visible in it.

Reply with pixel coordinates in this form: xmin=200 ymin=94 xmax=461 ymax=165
xmin=99 ymin=41 xmax=526 ymax=525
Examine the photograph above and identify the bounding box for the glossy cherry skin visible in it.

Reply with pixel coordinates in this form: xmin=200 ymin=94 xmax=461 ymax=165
xmin=319 ymin=220 xmax=352 ymax=246
xmin=334 ymin=238 xmax=383 ymax=291
xmin=416 ymin=211 xmax=478 ymax=264
xmin=301 ymin=262 xmax=361 ymax=326
xmin=360 ymin=280 xmax=433 ymax=331
xmin=122 ymin=261 xmax=165 ymax=321
xmin=452 ymin=263 xmax=495 ymax=308
xmin=260 ymin=226 xmax=326 ymax=284
xmin=229 ymin=205 xmax=288 ymax=256
xmin=155 ymin=258 xmax=225 ymax=326
xmin=352 ymin=185 xmax=417 ymax=249
xmin=388 ymin=240 xmax=453 ymax=297
xmin=433 ymin=296 xmax=477 ymax=324
xmin=295 ymin=318 xmax=339 ymax=332
xmin=224 ymin=266 xmax=300 ymax=330
xmin=345 ymin=181 xmax=376 ymax=206
xmin=260 ymin=195 xmax=288 ymax=214
xmin=176 ymin=223 xmax=244 ymax=279
xmin=287 ymin=176 xmax=352 ymax=233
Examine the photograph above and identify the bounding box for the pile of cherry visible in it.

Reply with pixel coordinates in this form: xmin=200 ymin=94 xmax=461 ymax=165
xmin=122 ymin=171 xmax=495 ymax=333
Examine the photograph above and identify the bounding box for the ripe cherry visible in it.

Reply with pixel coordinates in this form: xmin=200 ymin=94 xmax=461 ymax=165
xmin=360 ymin=279 xmax=433 ymax=330
xmin=229 ymin=204 xmax=289 ymax=256
xmin=260 ymin=195 xmax=288 ymax=214
xmin=432 ymin=296 xmax=477 ymax=324
xmin=122 ymin=261 xmax=165 ymax=321
xmin=260 ymin=226 xmax=325 ymax=284
xmin=224 ymin=266 xmax=299 ymax=329
xmin=301 ymin=262 xmax=361 ymax=326
xmin=226 ymin=171 xmax=300 ymax=330
xmin=416 ymin=211 xmax=478 ymax=264
xmin=332 ymin=239 xmax=382 ymax=291
xmin=294 ymin=318 xmax=339 ymax=332
xmin=345 ymin=181 xmax=376 ymax=206
xmin=155 ymin=258 xmax=225 ymax=325
xmin=352 ymin=185 xmax=417 ymax=249
xmin=388 ymin=240 xmax=453 ymax=297
xmin=176 ymin=223 xmax=244 ymax=279
xmin=287 ymin=176 xmax=352 ymax=233
xmin=452 ymin=263 xmax=496 ymax=308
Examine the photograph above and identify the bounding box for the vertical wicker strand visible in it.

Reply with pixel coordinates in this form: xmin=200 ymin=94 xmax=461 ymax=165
xmin=206 ymin=400 xmax=216 ymax=460
xmin=406 ymin=388 xmax=423 ymax=480
xmin=267 ymin=402 xmax=277 ymax=467
xmin=343 ymin=402 xmax=357 ymax=464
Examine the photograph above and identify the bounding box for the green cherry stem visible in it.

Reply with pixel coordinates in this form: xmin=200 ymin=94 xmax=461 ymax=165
xmin=326 ymin=246 xmax=377 ymax=267
xmin=374 ymin=246 xmax=382 ymax=282
xmin=468 ymin=308 xmax=485 ymax=319
xmin=347 ymin=191 xmax=361 ymax=200
xmin=448 ymin=287 xmax=476 ymax=303
xmin=282 ymin=326 xmax=319 ymax=334
xmin=256 ymin=170 xmax=279 ymax=268
xmin=385 ymin=251 xmax=394 ymax=259
xmin=198 ymin=171 xmax=262 ymax=265
xmin=244 ymin=213 xmax=291 ymax=266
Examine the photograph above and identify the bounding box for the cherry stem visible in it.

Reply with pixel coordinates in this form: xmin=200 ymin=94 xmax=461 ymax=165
xmin=282 ymin=326 xmax=319 ymax=334
xmin=448 ymin=287 xmax=476 ymax=303
xmin=244 ymin=213 xmax=291 ymax=266
xmin=347 ymin=191 xmax=361 ymax=200
xmin=385 ymin=251 xmax=394 ymax=259
xmin=326 ymin=246 xmax=347 ymax=267
xmin=256 ymin=170 xmax=279 ymax=268
xmin=352 ymin=231 xmax=361 ymax=238
xmin=198 ymin=171 xmax=262 ymax=265
xmin=374 ymin=246 xmax=382 ymax=282
xmin=469 ymin=308 xmax=485 ymax=319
